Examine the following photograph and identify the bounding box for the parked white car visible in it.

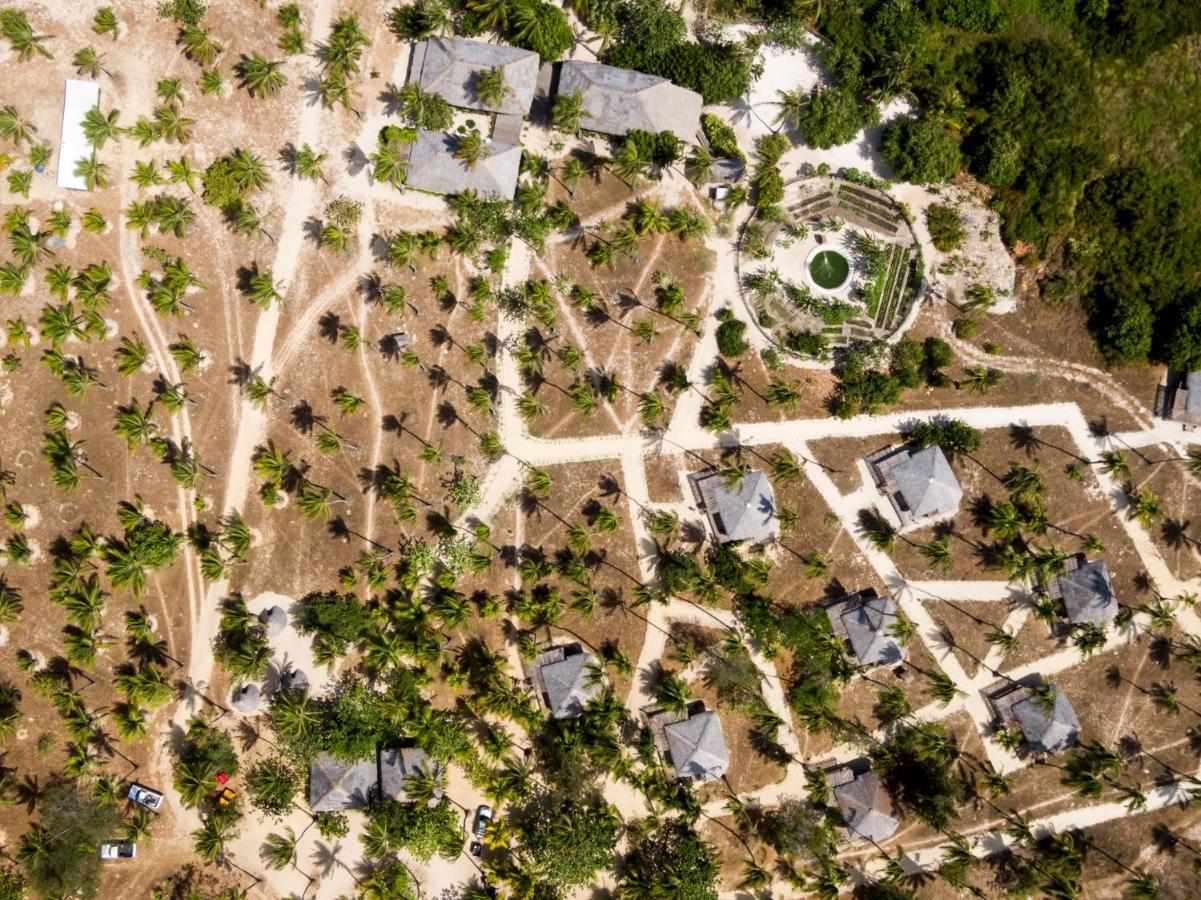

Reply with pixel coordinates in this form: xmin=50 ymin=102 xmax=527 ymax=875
xmin=473 ymin=804 xmax=493 ymax=839
xmin=127 ymin=783 xmax=164 ymax=811
xmin=100 ymin=842 xmax=136 ymax=860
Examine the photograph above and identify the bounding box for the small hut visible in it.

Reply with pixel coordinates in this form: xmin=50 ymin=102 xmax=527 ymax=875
xmin=231 ymin=683 xmax=260 ymax=714
xmin=259 ymin=605 xmax=287 ymax=636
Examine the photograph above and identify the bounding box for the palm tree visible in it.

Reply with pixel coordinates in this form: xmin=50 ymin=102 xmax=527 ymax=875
xmin=551 ymin=89 xmax=588 ymax=134
xmin=75 ymin=153 xmax=109 ymax=190
xmin=193 ymin=817 xmax=235 ymax=863
xmin=263 ymin=827 xmax=298 ymax=870
xmin=297 ymin=483 xmax=336 ymax=520
xmin=1129 ymin=488 xmax=1161 ymax=528
xmin=475 ymin=66 xmax=512 ymax=108
xmin=180 ymin=24 xmax=222 ymax=66
xmin=454 ymin=130 xmax=491 ymax=170
xmin=73 ymin=46 xmax=109 ymax=78
xmin=466 ymin=0 xmax=509 ymax=31
xmin=775 ymin=86 xmax=809 ymax=131
xmin=920 ymin=537 xmax=953 ymax=572
xmin=237 ymin=53 xmax=287 ymax=97
xmin=685 ymin=145 xmax=714 ymax=185
xmin=1 ymin=10 xmax=53 ymax=61
xmin=655 ymin=672 xmax=692 ymax=715
xmin=92 ymin=7 xmax=119 ymax=39
xmin=924 ymin=670 xmax=961 ymax=706
xmin=291 ymin=143 xmax=328 ymax=183
xmin=404 ymin=762 xmax=446 ymax=805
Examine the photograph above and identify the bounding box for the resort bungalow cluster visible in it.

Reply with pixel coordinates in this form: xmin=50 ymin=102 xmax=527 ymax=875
xmin=401 ymin=37 xmax=704 ymax=199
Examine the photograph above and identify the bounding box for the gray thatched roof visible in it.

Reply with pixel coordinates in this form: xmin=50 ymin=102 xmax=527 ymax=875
xmin=231 ymin=683 xmax=260 ymax=713
xmin=556 ymin=61 xmax=702 ymax=145
xmin=1185 ymin=372 xmax=1201 ymax=415
xmin=1057 ymin=560 xmax=1117 ymax=626
xmin=540 ymin=651 xmax=601 ymax=719
xmin=379 ymin=747 xmax=433 ymax=801
xmin=281 ymin=668 xmax=309 ymax=692
xmin=827 ymin=590 xmax=904 ymax=668
xmin=1012 ymin=684 xmax=1079 ymax=754
xmin=832 ymin=770 xmax=899 ymax=843
xmin=259 ymin=605 xmax=287 ymax=636
xmin=412 ymin=37 xmax=539 ymax=116
xmin=404 ymin=130 xmax=522 ymax=199
xmin=664 ymin=711 xmax=728 ymax=782
xmin=696 ymin=470 xmax=780 ymax=544
xmin=309 ymin=753 xmax=375 ymax=811
xmin=890 ymin=446 xmax=963 ymax=522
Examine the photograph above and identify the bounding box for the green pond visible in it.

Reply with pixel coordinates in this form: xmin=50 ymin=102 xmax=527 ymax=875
xmin=808 ymin=249 xmax=850 ymax=290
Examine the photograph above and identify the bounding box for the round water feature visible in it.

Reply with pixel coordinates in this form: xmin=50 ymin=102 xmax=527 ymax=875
xmin=806 ymin=248 xmax=852 ymax=292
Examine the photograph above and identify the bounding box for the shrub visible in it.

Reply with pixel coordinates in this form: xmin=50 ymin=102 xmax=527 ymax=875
xmin=508 ymin=0 xmax=573 ymax=61
xmin=623 ymin=129 xmax=681 ymax=168
xmin=799 ymin=85 xmax=878 ymax=149
xmin=783 ymin=329 xmax=827 ymax=359
xmin=907 ymin=418 xmax=981 ymax=455
xmin=19 ymin=786 xmax=121 ymax=899
xmin=247 ymin=757 xmax=300 ymax=818
xmin=701 ymin=113 xmax=742 ymax=161
xmin=881 ymin=114 xmax=962 ymax=185
xmin=295 ymin=590 xmax=368 ymax=657
xmin=315 ymin=811 xmax=350 ymax=840
xmin=366 ymin=799 xmax=462 ymax=862
xmin=715 ymin=308 xmax=749 ymax=358
xmin=952 ymin=317 xmax=978 ymax=339
xmin=925 ymin=203 xmax=967 ymax=252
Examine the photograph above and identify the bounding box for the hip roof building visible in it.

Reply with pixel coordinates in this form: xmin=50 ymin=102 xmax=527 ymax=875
xmin=408 ymin=36 xmax=539 ymax=117
xmin=691 ymin=469 xmax=780 ymax=544
xmin=868 ymin=443 xmax=963 ymax=527
xmin=1046 ymin=556 xmax=1118 ymax=627
xmin=403 ymin=130 xmax=523 ymax=199
xmin=988 ymin=680 xmax=1080 ymax=755
xmin=829 ymin=763 xmax=899 ymax=844
xmin=825 ymin=588 xmax=905 ymax=669
xmin=663 ymin=710 xmax=729 ymax=782
xmin=555 ymin=60 xmax=702 ymax=145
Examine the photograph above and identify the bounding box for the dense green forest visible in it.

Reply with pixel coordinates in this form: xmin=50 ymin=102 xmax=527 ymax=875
xmin=740 ymin=0 xmax=1201 ymax=368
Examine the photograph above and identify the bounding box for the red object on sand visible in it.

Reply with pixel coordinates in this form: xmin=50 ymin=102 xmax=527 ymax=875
xmin=216 ymin=773 xmax=229 ymax=785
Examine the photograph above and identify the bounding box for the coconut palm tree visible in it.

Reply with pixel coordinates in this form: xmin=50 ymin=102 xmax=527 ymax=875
xmin=291 ymin=143 xmax=328 ymax=183
xmin=1 ymin=10 xmax=53 ymax=61
xmin=920 ymin=537 xmax=953 ymax=572
xmin=180 ymin=24 xmax=222 ymax=66
xmin=92 ymin=7 xmax=119 ymax=39
xmin=237 ymin=53 xmax=287 ymax=97
xmin=263 ymin=827 xmax=298 ymax=870
xmin=72 ymin=46 xmax=109 ymax=78
xmin=775 ymin=86 xmax=809 ymax=131
xmin=475 ymin=66 xmax=511 ymax=108
xmin=655 ymin=672 xmax=692 ymax=715
xmin=192 ymin=816 xmax=235 ymax=863
xmin=551 ymin=89 xmax=588 ymax=134
xmin=454 ymin=130 xmax=491 ymax=170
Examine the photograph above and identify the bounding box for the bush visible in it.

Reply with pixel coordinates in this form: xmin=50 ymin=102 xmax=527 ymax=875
xmin=621 ymin=821 xmax=719 ymax=900
xmin=296 ymin=590 xmax=368 ymax=656
xmin=952 ymin=317 xmax=978 ymax=339
xmin=606 ymin=0 xmax=750 ymax=103
xmin=702 ymin=113 xmax=742 ymax=161
xmin=623 ymin=129 xmax=681 ymax=168
xmin=247 ymin=757 xmax=300 ymax=818
xmin=873 ymin=722 xmax=965 ymax=829
xmin=783 ymin=329 xmax=828 ymax=359
xmin=508 ymin=0 xmax=573 ymax=61
xmin=658 ymin=550 xmax=703 ymax=594
xmin=710 ymin=543 xmax=768 ymax=595
xmin=925 ymin=203 xmax=967 ymax=252
xmin=514 ymin=789 xmax=618 ymax=890
xmin=715 ymin=308 xmax=749 ymax=358
xmin=907 ymin=418 xmax=981 ymax=454
xmin=315 ymin=811 xmax=351 ymax=840
xmin=366 ymin=799 xmax=462 ymax=862
xmin=19 ymin=786 xmax=121 ymax=899
xmin=881 ymin=114 xmax=962 ymax=185
xmin=799 ymin=85 xmax=878 ymax=149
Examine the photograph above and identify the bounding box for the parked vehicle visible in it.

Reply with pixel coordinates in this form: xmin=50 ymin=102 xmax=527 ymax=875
xmin=127 ymin=783 xmax=164 ymax=811
xmin=217 ymin=787 xmax=237 ymax=806
xmin=99 ymin=842 xmax=136 ymax=860
xmin=469 ymin=841 xmax=483 ymax=857
xmin=473 ymin=804 xmax=492 ymax=839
